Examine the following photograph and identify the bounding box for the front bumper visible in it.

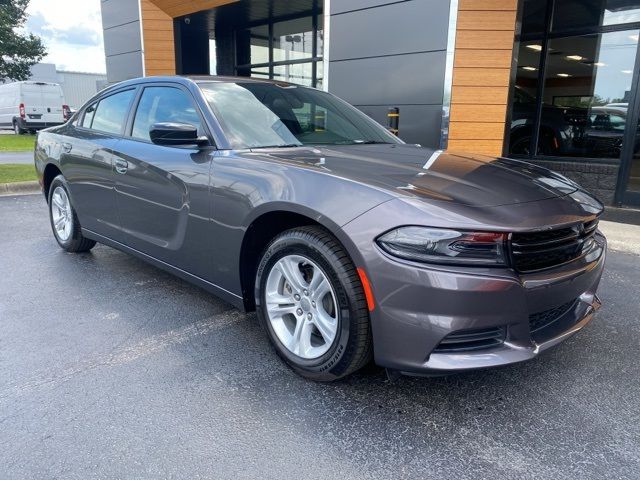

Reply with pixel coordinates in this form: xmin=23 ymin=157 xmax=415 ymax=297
xmin=420 ymin=292 xmax=602 ymax=373
xmin=344 ymin=215 xmax=606 ymax=375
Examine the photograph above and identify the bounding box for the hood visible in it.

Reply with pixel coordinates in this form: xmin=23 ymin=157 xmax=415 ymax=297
xmin=247 ymin=144 xmax=578 ymax=208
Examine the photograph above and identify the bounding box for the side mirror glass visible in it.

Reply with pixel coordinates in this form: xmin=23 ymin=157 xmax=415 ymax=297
xmin=149 ymin=122 xmax=209 ymax=147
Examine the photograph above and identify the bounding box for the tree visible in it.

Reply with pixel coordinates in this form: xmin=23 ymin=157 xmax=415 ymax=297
xmin=0 ymin=0 xmax=46 ymax=81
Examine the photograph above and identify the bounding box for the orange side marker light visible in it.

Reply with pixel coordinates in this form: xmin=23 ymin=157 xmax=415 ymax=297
xmin=356 ymin=267 xmax=375 ymax=311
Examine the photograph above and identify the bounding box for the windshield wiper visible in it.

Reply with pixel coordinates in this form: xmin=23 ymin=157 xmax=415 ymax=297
xmin=353 ymin=140 xmax=394 ymax=144
xmin=253 ymin=143 xmax=303 ymax=149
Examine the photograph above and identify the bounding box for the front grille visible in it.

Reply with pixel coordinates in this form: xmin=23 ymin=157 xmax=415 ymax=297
xmin=434 ymin=326 xmax=505 ymax=353
xmin=510 ymin=219 xmax=599 ymax=272
xmin=529 ymin=299 xmax=577 ymax=336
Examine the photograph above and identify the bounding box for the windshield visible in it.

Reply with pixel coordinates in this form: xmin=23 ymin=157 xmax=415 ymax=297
xmin=198 ymin=81 xmax=402 ymax=149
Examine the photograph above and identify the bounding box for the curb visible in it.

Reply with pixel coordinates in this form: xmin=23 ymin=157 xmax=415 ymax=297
xmin=0 ymin=181 xmax=41 ymax=196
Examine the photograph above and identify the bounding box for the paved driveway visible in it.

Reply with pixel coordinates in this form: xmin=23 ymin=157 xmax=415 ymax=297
xmin=1 ymin=194 xmax=639 ymax=480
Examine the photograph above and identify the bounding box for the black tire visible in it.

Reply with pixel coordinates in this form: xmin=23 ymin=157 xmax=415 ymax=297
xmin=48 ymin=175 xmax=96 ymax=253
xmin=255 ymin=226 xmax=372 ymax=381
xmin=13 ymin=121 xmax=24 ymax=135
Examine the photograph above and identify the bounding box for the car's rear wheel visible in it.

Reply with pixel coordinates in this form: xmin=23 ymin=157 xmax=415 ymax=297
xmin=48 ymin=175 xmax=96 ymax=253
xmin=13 ymin=121 xmax=24 ymax=135
xmin=255 ymin=226 xmax=372 ymax=381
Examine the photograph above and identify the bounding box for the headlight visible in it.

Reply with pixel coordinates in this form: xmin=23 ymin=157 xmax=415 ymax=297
xmin=377 ymin=227 xmax=507 ymax=266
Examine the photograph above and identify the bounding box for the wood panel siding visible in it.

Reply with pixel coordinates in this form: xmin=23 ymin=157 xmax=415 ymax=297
xmin=453 ymin=68 xmax=511 ymax=87
xmin=140 ymin=0 xmax=239 ymax=76
xmin=141 ymin=0 xmax=176 ymax=76
xmin=148 ymin=0 xmax=237 ymax=18
xmin=447 ymin=0 xmax=517 ymax=156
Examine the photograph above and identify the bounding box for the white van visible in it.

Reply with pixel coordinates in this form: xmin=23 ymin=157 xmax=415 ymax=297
xmin=0 ymin=81 xmax=70 ymax=134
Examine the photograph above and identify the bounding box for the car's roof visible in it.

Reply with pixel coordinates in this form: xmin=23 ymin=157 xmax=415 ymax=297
xmin=103 ymin=75 xmax=301 ymax=94
xmin=187 ymin=75 xmax=299 ymax=87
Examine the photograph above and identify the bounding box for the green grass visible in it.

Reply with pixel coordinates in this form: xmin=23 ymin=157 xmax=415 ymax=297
xmin=0 ymin=164 xmax=37 ymax=183
xmin=0 ymin=134 xmax=36 ymax=152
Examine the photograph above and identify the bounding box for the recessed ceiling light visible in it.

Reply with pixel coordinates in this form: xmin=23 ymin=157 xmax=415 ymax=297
xmin=622 ymin=70 xmax=633 ymax=74
xmin=526 ymin=44 xmax=543 ymax=52
xmin=630 ymin=34 xmax=639 ymax=41
xmin=557 ymin=73 xmax=571 ymax=77
xmin=522 ymin=66 xmax=537 ymax=71
xmin=566 ymin=55 xmax=584 ymax=61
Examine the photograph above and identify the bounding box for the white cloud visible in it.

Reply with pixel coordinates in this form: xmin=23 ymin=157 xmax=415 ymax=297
xmin=25 ymin=0 xmax=106 ymax=74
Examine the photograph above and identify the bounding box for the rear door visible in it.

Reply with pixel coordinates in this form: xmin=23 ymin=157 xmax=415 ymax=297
xmin=111 ymin=83 xmax=215 ymax=279
xmin=40 ymin=84 xmax=65 ymax=124
xmin=62 ymin=87 xmax=137 ymax=239
xmin=22 ymin=82 xmax=64 ymax=127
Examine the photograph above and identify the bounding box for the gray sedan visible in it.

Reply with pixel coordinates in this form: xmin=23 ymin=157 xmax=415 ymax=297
xmin=34 ymin=76 xmax=606 ymax=381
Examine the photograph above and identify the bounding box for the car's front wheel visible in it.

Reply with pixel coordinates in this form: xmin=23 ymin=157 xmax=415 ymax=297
xmin=255 ymin=226 xmax=372 ymax=381
xmin=48 ymin=175 xmax=96 ymax=253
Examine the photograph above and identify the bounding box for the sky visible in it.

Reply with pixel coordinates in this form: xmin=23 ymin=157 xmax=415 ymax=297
xmin=24 ymin=0 xmax=106 ymax=74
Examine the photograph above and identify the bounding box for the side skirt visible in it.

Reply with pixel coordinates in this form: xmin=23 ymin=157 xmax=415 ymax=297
xmin=82 ymin=228 xmax=246 ymax=311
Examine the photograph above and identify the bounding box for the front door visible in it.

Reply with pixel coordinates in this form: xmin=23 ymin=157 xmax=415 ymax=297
xmin=112 ymin=84 xmax=215 ymax=280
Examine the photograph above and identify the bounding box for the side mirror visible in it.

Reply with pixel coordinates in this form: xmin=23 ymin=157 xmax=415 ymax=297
xmin=149 ymin=122 xmax=209 ymax=147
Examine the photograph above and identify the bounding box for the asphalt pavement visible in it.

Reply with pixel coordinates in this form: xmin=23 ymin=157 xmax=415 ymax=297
xmin=1 ymin=194 xmax=639 ymax=479
xmin=0 ymin=151 xmax=33 ymax=164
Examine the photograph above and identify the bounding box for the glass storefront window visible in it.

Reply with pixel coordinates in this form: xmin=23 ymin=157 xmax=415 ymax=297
xmin=273 ymin=62 xmax=314 ymax=87
xmin=316 ymin=60 xmax=324 ymax=90
xmin=508 ymin=41 xmax=542 ymax=155
xmin=553 ymin=0 xmax=640 ymax=32
xmin=237 ymin=66 xmax=270 ymax=80
xmin=234 ymin=13 xmax=323 ymax=88
xmin=273 ymin=17 xmax=314 ymax=62
xmin=511 ymin=0 xmax=640 ymax=205
xmin=237 ymin=25 xmax=270 ymax=66
xmin=536 ymin=30 xmax=639 ymax=159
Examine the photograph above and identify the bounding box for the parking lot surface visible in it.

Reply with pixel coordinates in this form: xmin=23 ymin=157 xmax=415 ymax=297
xmin=1 ymin=194 xmax=639 ymax=479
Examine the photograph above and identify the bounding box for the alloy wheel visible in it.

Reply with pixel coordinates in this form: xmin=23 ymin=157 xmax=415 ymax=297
xmin=51 ymin=186 xmax=73 ymax=242
xmin=265 ymin=254 xmax=339 ymax=359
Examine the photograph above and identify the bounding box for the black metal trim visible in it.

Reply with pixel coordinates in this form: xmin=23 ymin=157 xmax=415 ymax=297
xmin=529 ymin=0 xmax=555 ymax=157
xmin=237 ymin=57 xmax=323 ymax=69
xmin=614 ymin=35 xmax=640 ymax=205
xmin=520 ymin=21 xmax=640 ymax=42
xmin=502 ymin=0 xmax=526 ymax=157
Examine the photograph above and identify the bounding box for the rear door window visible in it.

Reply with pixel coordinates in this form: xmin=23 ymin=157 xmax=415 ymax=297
xmin=91 ymin=89 xmax=135 ymax=135
xmin=131 ymin=86 xmax=202 ymax=141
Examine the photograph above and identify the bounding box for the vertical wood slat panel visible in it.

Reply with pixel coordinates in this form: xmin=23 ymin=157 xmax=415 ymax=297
xmin=447 ymin=1 xmax=517 ymax=156
xmin=141 ymin=0 xmax=176 ymax=76
xmin=148 ymin=0 xmax=238 ymax=18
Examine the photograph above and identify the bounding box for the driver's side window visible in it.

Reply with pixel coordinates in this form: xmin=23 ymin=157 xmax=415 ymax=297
xmin=131 ymin=86 xmax=202 ymax=141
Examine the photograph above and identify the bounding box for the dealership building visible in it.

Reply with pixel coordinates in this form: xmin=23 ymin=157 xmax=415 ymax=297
xmin=100 ymin=0 xmax=640 ymax=208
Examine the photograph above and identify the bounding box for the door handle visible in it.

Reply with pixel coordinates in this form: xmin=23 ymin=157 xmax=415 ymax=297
xmin=61 ymin=142 xmax=72 ymax=153
xmin=114 ymin=159 xmax=128 ymax=174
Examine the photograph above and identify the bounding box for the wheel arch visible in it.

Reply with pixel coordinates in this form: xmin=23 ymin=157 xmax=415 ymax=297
xmin=238 ymin=203 xmax=365 ymax=312
xmin=43 ymin=163 xmax=62 ymax=201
